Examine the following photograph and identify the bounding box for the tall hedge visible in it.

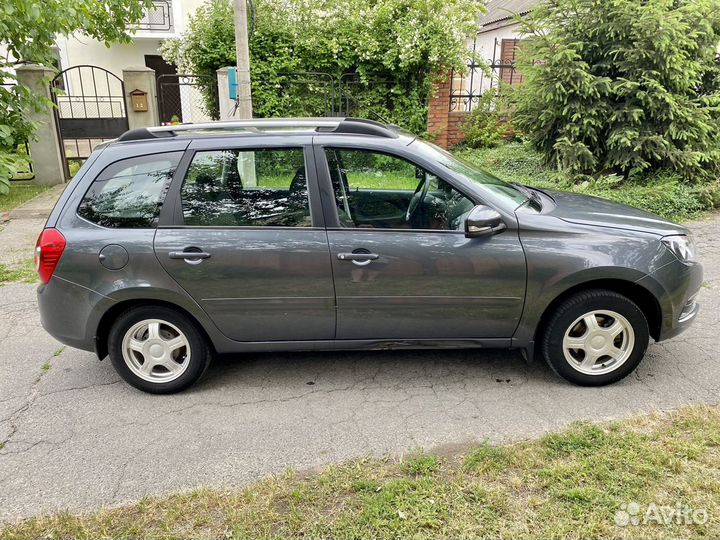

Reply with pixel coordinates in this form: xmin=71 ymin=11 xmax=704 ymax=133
xmin=512 ymin=0 xmax=720 ymax=180
xmin=160 ymin=0 xmax=483 ymax=133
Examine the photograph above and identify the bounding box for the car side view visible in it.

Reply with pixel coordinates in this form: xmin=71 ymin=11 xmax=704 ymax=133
xmin=35 ymin=118 xmax=702 ymax=393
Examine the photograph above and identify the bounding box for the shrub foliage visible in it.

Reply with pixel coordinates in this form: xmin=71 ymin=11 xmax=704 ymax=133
xmin=160 ymin=0 xmax=484 ymax=133
xmin=512 ymin=0 xmax=720 ymax=180
xmin=460 ymin=90 xmax=511 ymax=149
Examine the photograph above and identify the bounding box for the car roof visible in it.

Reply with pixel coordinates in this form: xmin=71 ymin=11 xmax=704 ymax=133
xmin=108 ymin=117 xmax=417 ymax=148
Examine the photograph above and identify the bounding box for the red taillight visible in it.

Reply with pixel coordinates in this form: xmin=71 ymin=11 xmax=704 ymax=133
xmin=35 ymin=228 xmax=66 ymax=284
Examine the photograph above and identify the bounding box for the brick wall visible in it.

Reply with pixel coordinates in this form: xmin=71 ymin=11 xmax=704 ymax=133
xmin=447 ymin=111 xmax=468 ymax=147
xmin=427 ymin=73 xmax=469 ymax=149
xmin=426 ymin=74 xmax=451 ymax=148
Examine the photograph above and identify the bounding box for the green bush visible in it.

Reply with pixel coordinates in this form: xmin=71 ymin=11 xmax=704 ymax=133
xmin=455 ymin=142 xmax=718 ymax=222
xmin=512 ymin=0 xmax=720 ymax=181
xmin=460 ymin=90 xmax=507 ymax=149
xmin=160 ymin=0 xmax=485 ymax=133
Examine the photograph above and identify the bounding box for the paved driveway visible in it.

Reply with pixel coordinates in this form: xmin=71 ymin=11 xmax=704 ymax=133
xmin=1 ymin=217 xmax=718 ymax=520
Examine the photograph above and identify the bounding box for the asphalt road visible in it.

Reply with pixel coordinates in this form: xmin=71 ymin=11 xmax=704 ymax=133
xmin=0 ymin=216 xmax=718 ymax=520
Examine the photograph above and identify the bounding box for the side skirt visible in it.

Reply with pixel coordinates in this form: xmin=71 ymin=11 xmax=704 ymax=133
xmin=215 ymin=338 xmax=515 ymax=354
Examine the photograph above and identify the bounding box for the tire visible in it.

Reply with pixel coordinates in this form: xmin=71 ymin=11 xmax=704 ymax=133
xmin=540 ymin=289 xmax=650 ymax=386
xmin=108 ymin=305 xmax=212 ymax=394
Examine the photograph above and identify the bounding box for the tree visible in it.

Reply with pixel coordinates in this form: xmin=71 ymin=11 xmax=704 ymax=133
xmin=161 ymin=0 xmax=484 ymax=133
xmin=512 ymin=0 xmax=720 ymax=180
xmin=0 ymin=0 xmax=153 ymax=192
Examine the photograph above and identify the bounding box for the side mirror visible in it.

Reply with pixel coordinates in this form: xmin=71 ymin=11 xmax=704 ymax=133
xmin=465 ymin=205 xmax=506 ymax=238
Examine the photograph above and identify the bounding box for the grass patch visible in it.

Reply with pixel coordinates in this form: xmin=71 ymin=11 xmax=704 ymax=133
xmin=2 ymin=405 xmax=720 ymax=539
xmin=0 ymin=260 xmax=37 ymax=286
xmin=463 ymin=441 xmax=509 ymax=474
xmin=400 ymin=451 xmax=441 ymax=476
xmin=455 ymin=142 xmax=718 ymax=222
xmin=35 ymin=361 xmax=53 ymax=384
xmin=0 ymin=181 xmax=51 ymax=213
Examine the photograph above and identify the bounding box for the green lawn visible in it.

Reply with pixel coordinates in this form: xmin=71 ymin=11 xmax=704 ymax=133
xmin=2 ymin=405 xmax=719 ymax=539
xmin=0 ymin=181 xmax=51 ymax=213
xmin=0 ymin=260 xmax=37 ymax=286
xmin=259 ymin=171 xmax=418 ymax=191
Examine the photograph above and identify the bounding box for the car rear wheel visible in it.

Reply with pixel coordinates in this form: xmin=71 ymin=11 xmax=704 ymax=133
xmin=108 ymin=306 xmax=212 ymax=394
xmin=541 ymin=289 xmax=650 ymax=386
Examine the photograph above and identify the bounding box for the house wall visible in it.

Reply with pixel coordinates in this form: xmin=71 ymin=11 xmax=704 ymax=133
xmin=56 ymin=0 xmax=205 ymax=84
xmin=56 ymin=38 xmax=162 ymax=81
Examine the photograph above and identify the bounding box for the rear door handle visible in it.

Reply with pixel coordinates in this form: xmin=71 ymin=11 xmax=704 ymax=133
xmin=168 ymin=250 xmax=211 ymax=265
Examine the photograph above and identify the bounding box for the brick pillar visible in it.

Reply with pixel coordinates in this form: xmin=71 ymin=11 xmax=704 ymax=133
xmin=427 ymin=73 xmax=452 ymax=149
xmin=447 ymin=111 xmax=470 ymax=147
xmin=122 ymin=66 xmax=159 ymax=129
xmin=15 ymin=64 xmax=66 ymax=185
xmin=216 ymin=67 xmax=236 ymax=120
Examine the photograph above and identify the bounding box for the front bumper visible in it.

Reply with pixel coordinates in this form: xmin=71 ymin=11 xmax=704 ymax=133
xmin=661 ymin=290 xmax=700 ymax=340
xmin=637 ymin=259 xmax=703 ymax=342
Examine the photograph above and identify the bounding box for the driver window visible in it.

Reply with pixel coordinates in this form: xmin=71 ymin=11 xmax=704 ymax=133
xmin=324 ymin=148 xmax=475 ymax=231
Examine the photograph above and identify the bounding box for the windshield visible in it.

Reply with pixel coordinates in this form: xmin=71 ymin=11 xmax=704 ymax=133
xmin=413 ymin=140 xmax=529 ymax=207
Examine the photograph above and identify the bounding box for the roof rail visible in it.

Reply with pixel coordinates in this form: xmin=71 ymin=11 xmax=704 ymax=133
xmin=116 ymin=117 xmax=399 ymax=142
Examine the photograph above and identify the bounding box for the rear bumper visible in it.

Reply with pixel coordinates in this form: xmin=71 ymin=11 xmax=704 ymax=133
xmin=37 ymin=275 xmax=110 ymax=353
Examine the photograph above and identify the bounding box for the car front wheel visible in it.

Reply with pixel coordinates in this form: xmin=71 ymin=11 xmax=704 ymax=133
xmin=108 ymin=306 xmax=212 ymax=394
xmin=541 ymin=289 xmax=650 ymax=386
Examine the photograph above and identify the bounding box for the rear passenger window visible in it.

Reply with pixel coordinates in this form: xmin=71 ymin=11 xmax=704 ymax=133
xmin=180 ymin=148 xmax=311 ymax=227
xmin=78 ymin=152 xmax=182 ymax=228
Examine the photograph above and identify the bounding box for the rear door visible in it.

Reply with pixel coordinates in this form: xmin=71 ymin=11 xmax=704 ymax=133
xmin=154 ymin=136 xmax=336 ymax=342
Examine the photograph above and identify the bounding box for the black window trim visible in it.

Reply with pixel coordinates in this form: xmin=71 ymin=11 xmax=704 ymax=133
xmin=312 ymin=143 xmax=480 ymax=233
xmin=76 ymin=150 xmax=185 ymax=230
xmin=159 ymin=144 xmax=324 ymax=229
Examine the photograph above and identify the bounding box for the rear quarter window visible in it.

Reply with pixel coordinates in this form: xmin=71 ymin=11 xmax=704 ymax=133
xmin=77 ymin=152 xmax=183 ymax=228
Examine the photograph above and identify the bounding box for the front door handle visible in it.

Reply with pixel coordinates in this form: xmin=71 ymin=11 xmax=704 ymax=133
xmin=337 ymin=252 xmax=379 ymax=267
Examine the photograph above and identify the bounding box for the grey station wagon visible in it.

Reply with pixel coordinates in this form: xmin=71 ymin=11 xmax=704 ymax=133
xmin=35 ymin=118 xmax=702 ymax=393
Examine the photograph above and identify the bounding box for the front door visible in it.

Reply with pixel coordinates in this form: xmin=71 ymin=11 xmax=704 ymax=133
xmin=154 ymin=139 xmax=335 ymax=342
xmin=317 ymin=146 xmax=526 ymax=341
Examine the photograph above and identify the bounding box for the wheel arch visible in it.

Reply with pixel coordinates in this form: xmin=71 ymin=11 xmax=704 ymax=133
xmin=95 ymin=298 xmax=217 ymax=360
xmin=533 ymin=278 xmax=663 ymax=346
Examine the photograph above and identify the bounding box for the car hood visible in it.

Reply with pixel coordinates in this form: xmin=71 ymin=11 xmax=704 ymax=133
xmin=541 ymin=189 xmax=687 ymax=236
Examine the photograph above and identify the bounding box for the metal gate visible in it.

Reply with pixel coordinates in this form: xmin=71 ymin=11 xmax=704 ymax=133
xmin=449 ymin=36 xmax=524 ymax=113
xmin=51 ymin=65 xmax=129 ymax=180
xmin=157 ymin=74 xmax=219 ymax=125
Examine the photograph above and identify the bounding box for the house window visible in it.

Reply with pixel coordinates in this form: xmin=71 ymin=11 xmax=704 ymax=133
xmin=499 ymin=39 xmax=524 ymax=86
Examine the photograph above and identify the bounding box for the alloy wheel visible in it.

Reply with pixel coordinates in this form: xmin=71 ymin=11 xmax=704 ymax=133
xmin=562 ymin=310 xmax=635 ymax=376
xmin=121 ymin=319 xmax=191 ymax=383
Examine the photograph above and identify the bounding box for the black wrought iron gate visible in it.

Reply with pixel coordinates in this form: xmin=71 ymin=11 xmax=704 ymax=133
xmin=157 ymin=74 xmax=219 ymax=124
xmin=51 ymin=65 xmax=129 ymax=180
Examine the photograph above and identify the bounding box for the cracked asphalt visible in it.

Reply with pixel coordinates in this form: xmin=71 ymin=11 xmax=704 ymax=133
xmin=1 ymin=216 xmax=719 ymax=520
